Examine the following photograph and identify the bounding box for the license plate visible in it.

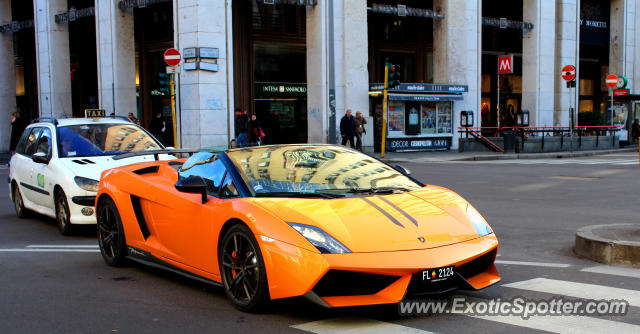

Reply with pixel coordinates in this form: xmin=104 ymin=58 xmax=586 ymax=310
xmin=421 ymin=266 xmax=455 ymax=282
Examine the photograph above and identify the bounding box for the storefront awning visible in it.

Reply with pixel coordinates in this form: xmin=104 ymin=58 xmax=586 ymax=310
xmin=388 ymin=94 xmax=463 ymax=102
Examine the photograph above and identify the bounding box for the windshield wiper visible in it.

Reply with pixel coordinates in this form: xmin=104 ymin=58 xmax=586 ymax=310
xmin=317 ymin=187 xmax=412 ymax=195
xmin=254 ymin=192 xmax=343 ymax=199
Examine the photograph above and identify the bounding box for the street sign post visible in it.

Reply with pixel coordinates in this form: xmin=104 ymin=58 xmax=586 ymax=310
xmin=606 ymin=74 xmax=618 ymax=127
xmin=497 ymin=55 xmax=514 ymax=128
xmin=381 ymin=61 xmax=390 ymax=158
xmin=562 ymin=65 xmax=576 ymax=135
xmin=164 ymin=48 xmax=182 ymax=147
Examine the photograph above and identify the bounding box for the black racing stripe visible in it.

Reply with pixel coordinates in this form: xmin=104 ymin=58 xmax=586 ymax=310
xmin=20 ymin=182 xmax=50 ymax=196
xmin=361 ymin=197 xmax=404 ymax=228
xmin=130 ymin=195 xmax=151 ymax=239
xmin=377 ymin=196 xmax=418 ymax=227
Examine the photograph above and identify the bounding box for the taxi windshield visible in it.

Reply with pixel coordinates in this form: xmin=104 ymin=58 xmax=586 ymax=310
xmin=58 ymin=123 xmax=163 ymax=158
xmin=226 ymin=146 xmax=421 ymax=194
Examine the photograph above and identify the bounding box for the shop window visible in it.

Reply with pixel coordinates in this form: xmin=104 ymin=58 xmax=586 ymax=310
xmin=421 ymin=102 xmax=437 ymax=134
xmin=437 ymin=103 xmax=452 ymax=134
xmin=388 ymin=103 xmax=405 ymax=134
xmin=579 ymin=100 xmax=594 ymax=113
xmin=580 ymin=79 xmax=594 ymax=95
xmin=481 ymin=75 xmax=491 ymax=93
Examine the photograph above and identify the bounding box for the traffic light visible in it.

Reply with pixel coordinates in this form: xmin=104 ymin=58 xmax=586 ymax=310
xmin=388 ymin=64 xmax=401 ymax=89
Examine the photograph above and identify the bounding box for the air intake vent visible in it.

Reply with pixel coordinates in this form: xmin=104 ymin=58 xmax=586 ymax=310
xmin=130 ymin=195 xmax=151 ymax=239
xmin=133 ymin=166 xmax=159 ymax=175
xmin=456 ymin=248 xmax=497 ymax=279
xmin=72 ymin=160 xmax=87 ymax=165
xmin=312 ymin=270 xmax=400 ymax=297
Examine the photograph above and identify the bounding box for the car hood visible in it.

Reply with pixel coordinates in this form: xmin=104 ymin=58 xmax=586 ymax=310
xmin=57 ymin=155 xmax=172 ymax=180
xmin=253 ymin=186 xmax=484 ymax=253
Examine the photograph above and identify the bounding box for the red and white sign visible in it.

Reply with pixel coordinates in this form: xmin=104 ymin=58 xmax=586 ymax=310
xmin=614 ymin=89 xmax=629 ymax=96
xmin=164 ymin=48 xmax=181 ymax=66
xmin=605 ymin=74 xmax=618 ymax=88
xmin=498 ymin=55 xmax=514 ymax=74
xmin=561 ymin=65 xmax=576 ymax=81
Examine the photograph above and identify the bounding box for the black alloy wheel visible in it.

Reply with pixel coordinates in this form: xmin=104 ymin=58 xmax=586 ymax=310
xmin=55 ymin=189 xmax=73 ymax=235
xmin=12 ymin=184 xmax=28 ymax=218
xmin=97 ymin=197 xmax=127 ymax=266
xmin=219 ymin=224 xmax=269 ymax=312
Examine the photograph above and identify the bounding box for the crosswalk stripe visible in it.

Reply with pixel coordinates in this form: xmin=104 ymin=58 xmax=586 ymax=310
xmin=503 ymin=278 xmax=640 ymax=307
xmin=291 ymin=316 xmax=434 ymax=334
xmin=581 ymin=265 xmax=640 ymax=279
xmin=494 ymin=260 xmax=570 ymax=268
xmin=469 ymin=313 xmax=640 ymax=333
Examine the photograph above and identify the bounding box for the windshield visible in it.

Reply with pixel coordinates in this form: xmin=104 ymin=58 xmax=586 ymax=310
xmin=58 ymin=123 xmax=163 ymax=158
xmin=226 ymin=145 xmax=421 ymax=194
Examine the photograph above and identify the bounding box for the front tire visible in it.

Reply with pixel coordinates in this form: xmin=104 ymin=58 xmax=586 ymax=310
xmin=219 ymin=224 xmax=270 ymax=312
xmin=55 ymin=189 xmax=73 ymax=235
xmin=12 ymin=183 xmax=29 ymax=218
xmin=97 ymin=197 xmax=128 ymax=267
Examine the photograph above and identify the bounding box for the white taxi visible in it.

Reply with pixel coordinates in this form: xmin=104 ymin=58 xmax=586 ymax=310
xmin=8 ymin=116 xmax=166 ymax=235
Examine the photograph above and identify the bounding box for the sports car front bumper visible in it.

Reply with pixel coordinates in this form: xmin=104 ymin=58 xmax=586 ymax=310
xmin=259 ymin=233 xmax=500 ymax=307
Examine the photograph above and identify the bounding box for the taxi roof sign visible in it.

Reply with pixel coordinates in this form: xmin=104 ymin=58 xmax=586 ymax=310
xmin=85 ymin=109 xmax=106 ymax=118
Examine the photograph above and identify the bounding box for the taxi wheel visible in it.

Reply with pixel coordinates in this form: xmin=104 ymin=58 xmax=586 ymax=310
xmin=12 ymin=184 xmax=29 ymax=218
xmin=219 ymin=224 xmax=270 ymax=312
xmin=97 ymin=197 xmax=127 ymax=267
xmin=55 ymin=189 xmax=73 ymax=235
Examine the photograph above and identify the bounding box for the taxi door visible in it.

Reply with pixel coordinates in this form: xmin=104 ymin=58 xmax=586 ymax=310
xmin=29 ymin=127 xmax=55 ymax=209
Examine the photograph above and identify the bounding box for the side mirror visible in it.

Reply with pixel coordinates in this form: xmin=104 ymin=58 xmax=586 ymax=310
xmin=394 ymin=165 xmax=411 ymax=176
xmin=175 ymin=175 xmax=208 ymax=204
xmin=32 ymin=152 xmax=49 ymax=164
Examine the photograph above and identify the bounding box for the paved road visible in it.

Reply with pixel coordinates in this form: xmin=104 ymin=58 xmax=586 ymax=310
xmin=1 ymin=152 xmax=639 ymax=333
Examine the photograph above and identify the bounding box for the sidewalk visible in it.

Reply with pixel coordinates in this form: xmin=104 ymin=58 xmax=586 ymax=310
xmin=380 ymin=146 xmax=638 ymax=163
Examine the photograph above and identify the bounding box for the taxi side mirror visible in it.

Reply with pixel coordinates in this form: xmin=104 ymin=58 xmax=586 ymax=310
xmin=394 ymin=165 xmax=411 ymax=176
xmin=175 ymin=175 xmax=208 ymax=204
xmin=32 ymin=152 xmax=49 ymax=164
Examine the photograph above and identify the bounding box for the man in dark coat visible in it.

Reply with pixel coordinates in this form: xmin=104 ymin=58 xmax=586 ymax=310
xmin=340 ymin=109 xmax=355 ymax=148
xmin=10 ymin=112 xmax=25 ymax=154
xmin=149 ymin=112 xmax=166 ymax=145
xmin=236 ymin=109 xmax=249 ymax=147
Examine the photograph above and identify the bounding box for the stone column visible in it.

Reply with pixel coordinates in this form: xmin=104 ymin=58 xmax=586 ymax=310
xmin=433 ymin=0 xmax=482 ymax=149
xmin=175 ymin=0 xmax=232 ymax=148
xmin=522 ymin=0 xmax=556 ymax=127
xmin=33 ymin=0 xmax=72 ymax=118
xmin=610 ymin=0 xmax=635 ymax=92
xmin=95 ymin=1 xmax=136 ymax=117
xmin=554 ymin=0 xmax=579 ymax=126
xmin=306 ymin=1 xmax=328 ymax=143
xmin=342 ymin=0 xmax=370 ymax=148
xmin=0 ymin=0 xmax=17 ymax=152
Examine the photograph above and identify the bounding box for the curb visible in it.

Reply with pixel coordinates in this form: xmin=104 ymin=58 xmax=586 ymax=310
xmin=454 ymin=147 xmax=638 ymax=161
xmin=574 ymin=224 xmax=640 ymax=267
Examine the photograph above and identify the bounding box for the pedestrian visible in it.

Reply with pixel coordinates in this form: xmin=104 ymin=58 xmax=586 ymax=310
xmin=236 ymin=108 xmax=249 ymax=147
xmin=248 ymin=114 xmax=264 ymax=146
xmin=149 ymin=112 xmax=166 ymax=145
xmin=354 ymin=111 xmax=367 ymax=151
xmin=127 ymin=112 xmax=140 ymax=124
xmin=632 ymin=119 xmax=640 ymax=143
xmin=10 ymin=112 xmax=25 ymax=155
xmin=340 ymin=109 xmax=355 ymax=148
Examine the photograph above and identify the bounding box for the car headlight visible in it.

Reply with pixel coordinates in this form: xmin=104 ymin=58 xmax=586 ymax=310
xmin=74 ymin=176 xmax=99 ymax=192
xmin=467 ymin=204 xmax=493 ymax=236
xmin=287 ymin=222 xmax=351 ymax=254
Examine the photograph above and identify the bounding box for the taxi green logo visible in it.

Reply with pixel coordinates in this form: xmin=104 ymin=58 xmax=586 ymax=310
xmin=37 ymin=174 xmax=45 ymax=188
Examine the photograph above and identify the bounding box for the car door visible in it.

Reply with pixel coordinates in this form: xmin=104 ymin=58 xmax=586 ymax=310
xmin=148 ymin=153 xmax=237 ymax=273
xmin=15 ymin=127 xmax=46 ymax=208
xmin=30 ymin=127 xmax=55 ymax=208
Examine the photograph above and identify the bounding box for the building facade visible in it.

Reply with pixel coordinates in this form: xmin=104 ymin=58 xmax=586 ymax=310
xmin=1 ymin=0 xmax=640 ymax=152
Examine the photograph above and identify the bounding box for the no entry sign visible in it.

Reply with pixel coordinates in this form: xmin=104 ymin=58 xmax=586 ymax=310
xmin=605 ymin=74 xmax=618 ymax=88
xmin=164 ymin=48 xmax=181 ymax=66
xmin=561 ymin=65 xmax=576 ymax=81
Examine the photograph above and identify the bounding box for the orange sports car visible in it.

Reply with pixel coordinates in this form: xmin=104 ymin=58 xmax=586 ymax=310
xmin=95 ymin=144 xmax=499 ymax=312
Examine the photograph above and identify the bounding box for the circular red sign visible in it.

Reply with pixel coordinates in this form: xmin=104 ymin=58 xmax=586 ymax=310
xmin=164 ymin=48 xmax=181 ymax=66
xmin=561 ymin=65 xmax=576 ymax=81
xmin=606 ymin=74 xmax=618 ymax=88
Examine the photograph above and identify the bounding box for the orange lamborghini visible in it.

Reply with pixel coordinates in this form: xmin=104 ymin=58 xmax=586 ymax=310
xmin=95 ymin=144 xmax=499 ymax=312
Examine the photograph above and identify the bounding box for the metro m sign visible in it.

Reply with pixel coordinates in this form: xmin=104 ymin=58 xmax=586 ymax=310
xmin=498 ymin=55 xmax=514 ymax=74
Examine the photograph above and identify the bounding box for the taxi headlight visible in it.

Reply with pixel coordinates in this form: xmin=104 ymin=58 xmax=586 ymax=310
xmin=74 ymin=176 xmax=99 ymax=192
xmin=287 ymin=222 xmax=351 ymax=254
xmin=467 ymin=204 xmax=493 ymax=236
